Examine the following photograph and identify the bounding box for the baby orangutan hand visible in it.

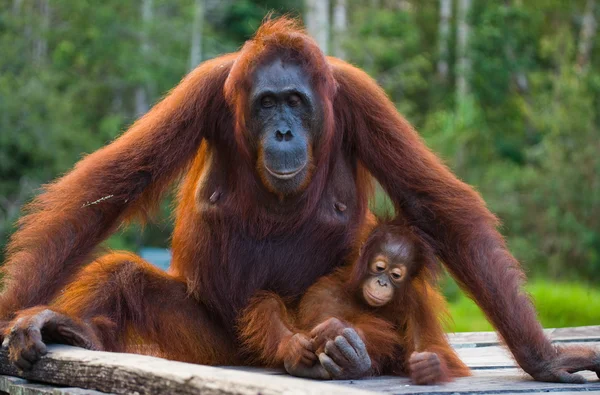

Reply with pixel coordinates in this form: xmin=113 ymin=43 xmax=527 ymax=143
xmin=409 ymin=351 xmax=450 ymax=385
xmin=310 ymin=317 xmax=349 ymax=353
xmin=281 ymin=333 xmax=330 ymax=379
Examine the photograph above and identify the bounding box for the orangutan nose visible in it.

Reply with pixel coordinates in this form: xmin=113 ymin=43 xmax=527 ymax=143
xmin=377 ymin=279 xmax=388 ymax=287
xmin=275 ymin=129 xmax=293 ymax=142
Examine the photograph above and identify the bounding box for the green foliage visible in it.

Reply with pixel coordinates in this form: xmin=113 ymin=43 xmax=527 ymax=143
xmin=447 ymin=281 xmax=600 ymax=332
xmin=1 ymin=0 xmax=599 ymax=300
xmin=345 ymin=4 xmax=433 ymax=122
xmin=220 ymin=0 xmax=303 ymax=42
xmin=514 ymin=62 xmax=600 ymax=278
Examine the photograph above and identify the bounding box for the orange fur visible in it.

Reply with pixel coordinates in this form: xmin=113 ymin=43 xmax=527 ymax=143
xmin=52 ymin=252 xmax=237 ymax=364
xmin=2 ymin=16 xmax=598 ymax=382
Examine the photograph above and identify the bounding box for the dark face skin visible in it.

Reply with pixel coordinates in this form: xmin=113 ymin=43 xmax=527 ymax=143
xmin=249 ymin=58 xmax=322 ymax=196
xmin=361 ymin=236 xmax=415 ymax=307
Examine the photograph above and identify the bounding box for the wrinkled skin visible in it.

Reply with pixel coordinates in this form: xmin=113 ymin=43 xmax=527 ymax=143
xmin=250 ymin=58 xmax=322 ymax=196
xmin=308 ymin=318 xmax=373 ymax=380
xmin=3 ymin=308 xmax=102 ymax=371
xmin=529 ymin=346 xmax=600 ymax=383
xmin=281 ymin=333 xmax=329 ymax=379
xmin=281 ymin=320 xmax=371 ymax=380
xmin=409 ymin=352 xmax=447 ymax=385
xmin=317 ymin=328 xmax=372 ymax=380
xmin=310 ymin=317 xmax=350 ymax=353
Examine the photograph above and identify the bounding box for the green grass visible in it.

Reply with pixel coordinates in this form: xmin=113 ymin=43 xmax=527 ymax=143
xmin=446 ymin=281 xmax=600 ymax=332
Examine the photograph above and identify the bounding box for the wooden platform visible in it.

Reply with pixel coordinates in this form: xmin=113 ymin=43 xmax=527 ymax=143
xmin=0 ymin=326 xmax=598 ymax=394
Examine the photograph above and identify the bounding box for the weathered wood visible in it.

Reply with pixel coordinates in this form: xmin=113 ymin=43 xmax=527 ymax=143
xmin=498 ymin=393 xmax=600 ymax=395
xmin=331 ymin=369 xmax=600 ymax=393
xmin=0 ymin=375 xmax=106 ymax=395
xmin=456 ymin=341 xmax=600 ymax=370
xmin=449 ymin=325 xmax=600 ymax=348
xmin=0 ymin=346 xmax=375 ymax=395
xmin=551 ymin=325 xmax=600 ymax=340
xmin=0 ymin=331 xmax=599 ymax=394
xmin=457 ymin=344 xmax=515 ymax=369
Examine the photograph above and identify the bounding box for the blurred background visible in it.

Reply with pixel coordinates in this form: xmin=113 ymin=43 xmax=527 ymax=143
xmin=0 ymin=0 xmax=599 ymax=331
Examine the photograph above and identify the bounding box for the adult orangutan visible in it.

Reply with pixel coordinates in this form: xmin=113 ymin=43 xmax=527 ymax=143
xmin=1 ymin=18 xmax=599 ymax=382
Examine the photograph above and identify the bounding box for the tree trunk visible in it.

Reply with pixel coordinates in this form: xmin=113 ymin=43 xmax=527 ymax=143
xmin=305 ymin=0 xmax=330 ymax=54
xmin=456 ymin=0 xmax=471 ymax=101
xmin=437 ymin=0 xmax=452 ymax=82
xmin=577 ymin=0 xmax=597 ymax=72
xmin=135 ymin=0 xmax=153 ymax=118
xmin=189 ymin=0 xmax=205 ymax=71
xmin=332 ymin=0 xmax=347 ymax=59
xmin=12 ymin=0 xmax=22 ymax=16
xmin=398 ymin=0 xmax=411 ymax=11
xmin=33 ymin=0 xmax=50 ymax=66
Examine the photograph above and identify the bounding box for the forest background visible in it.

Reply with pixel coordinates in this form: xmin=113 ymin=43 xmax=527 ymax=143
xmin=1 ymin=0 xmax=599 ymax=331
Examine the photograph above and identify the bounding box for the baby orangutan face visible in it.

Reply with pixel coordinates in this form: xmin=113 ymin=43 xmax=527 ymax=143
xmin=361 ymin=236 xmax=414 ymax=307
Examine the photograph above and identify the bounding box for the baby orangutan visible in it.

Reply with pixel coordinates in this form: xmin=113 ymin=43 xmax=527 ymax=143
xmin=239 ymin=222 xmax=470 ymax=383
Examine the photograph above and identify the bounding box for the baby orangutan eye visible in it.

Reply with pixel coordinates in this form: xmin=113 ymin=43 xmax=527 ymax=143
xmin=370 ymin=259 xmax=387 ymax=273
xmin=390 ymin=267 xmax=406 ymax=283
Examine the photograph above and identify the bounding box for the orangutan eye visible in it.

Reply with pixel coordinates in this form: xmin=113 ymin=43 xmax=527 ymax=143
xmin=369 ymin=256 xmax=388 ymax=273
xmin=261 ymin=96 xmax=275 ymax=108
xmin=287 ymin=94 xmax=301 ymax=107
xmin=390 ymin=267 xmax=406 ymax=283
xmin=370 ymin=259 xmax=387 ymax=273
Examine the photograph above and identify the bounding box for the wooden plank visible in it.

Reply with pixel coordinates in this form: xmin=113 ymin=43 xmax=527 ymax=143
xmin=551 ymin=326 xmax=600 ymax=340
xmin=0 ymin=345 xmax=375 ymax=395
xmin=217 ymin=365 xmax=287 ymax=375
xmin=331 ymin=369 xmax=600 ymax=393
xmin=456 ymin=341 xmax=600 ymax=370
xmin=0 ymin=375 xmax=107 ymax=395
xmin=449 ymin=325 xmax=600 ymax=348
xmin=457 ymin=344 xmax=515 ymax=369
xmin=0 ymin=337 xmax=599 ymax=394
xmin=496 ymin=393 xmax=599 ymax=395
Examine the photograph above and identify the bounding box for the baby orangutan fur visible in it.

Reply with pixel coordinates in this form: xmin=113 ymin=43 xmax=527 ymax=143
xmin=239 ymin=221 xmax=470 ymax=383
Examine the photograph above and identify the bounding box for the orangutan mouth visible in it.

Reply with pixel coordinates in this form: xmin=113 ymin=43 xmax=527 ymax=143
xmin=265 ymin=163 xmax=306 ymax=180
